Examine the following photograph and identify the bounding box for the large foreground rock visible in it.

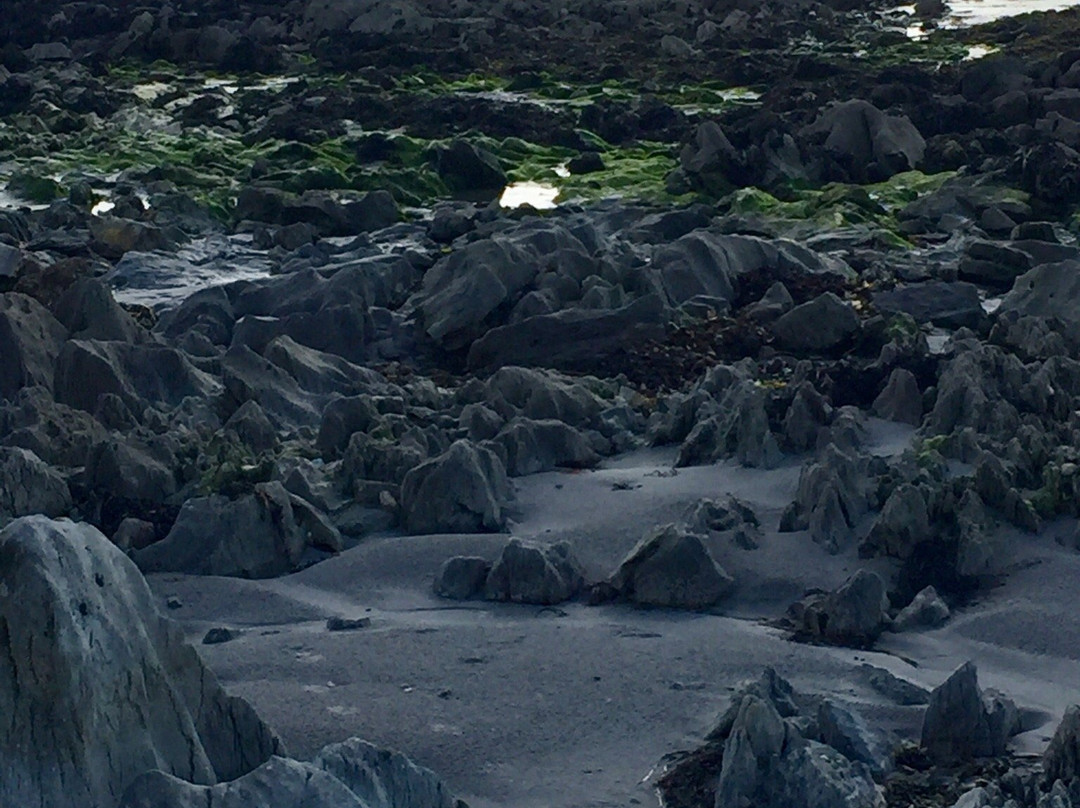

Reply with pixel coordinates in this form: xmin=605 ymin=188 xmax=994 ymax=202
xmin=0 ymin=516 xmax=282 ymax=808
xmin=400 ymin=440 xmax=513 ymax=534
xmin=794 ymin=570 xmax=890 ymax=647
xmin=135 ymin=482 xmax=308 ymax=578
xmin=999 ymin=260 xmax=1080 ymax=329
xmin=484 ymin=538 xmax=584 ymax=605
xmin=609 ymin=523 xmax=734 ymax=609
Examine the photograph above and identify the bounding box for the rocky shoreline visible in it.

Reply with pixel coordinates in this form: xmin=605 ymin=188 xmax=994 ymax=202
xmin=4 ymin=1 xmax=1080 ymax=807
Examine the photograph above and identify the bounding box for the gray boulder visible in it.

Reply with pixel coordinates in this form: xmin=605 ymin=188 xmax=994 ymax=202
xmin=893 ymin=585 xmax=950 ymax=631
xmin=920 ymin=661 xmax=1019 ymax=764
xmin=801 ymin=99 xmax=925 ymax=182
xmin=959 ymin=240 xmax=1032 ymax=288
xmin=677 ymin=379 xmax=782 ymax=469
xmin=52 ymin=278 xmax=148 ymax=343
xmin=492 ymin=417 xmax=600 ymax=476
xmin=776 ymin=740 xmax=885 ymax=808
xmin=781 ymin=445 xmax=872 ymax=552
xmin=796 ymin=570 xmax=890 ymax=647
xmin=999 ymin=260 xmax=1080 ymax=330
xmin=862 ymin=483 xmax=930 ymax=559
xmin=484 ymin=538 xmax=584 ymax=605
xmin=817 ymin=700 xmax=893 ymax=777
xmin=783 ymin=382 xmax=832 ymax=452
xmin=400 ymin=440 xmax=513 ymax=534
xmin=0 ymin=516 xmax=282 ymax=808
xmin=434 ymin=556 xmax=491 ymax=600
xmin=135 ymin=482 xmax=308 ymax=578
xmin=873 ymin=281 xmax=985 ymax=330
xmin=313 ymin=737 xmax=461 ymax=808
xmin=482 ymin=366 xmax=607 ymax=428
xmin=772 ymin=292 xmax=859 ymax=354
xmin=872 ymin=368 xmax=923 ymax=426
xmin=0 ymin=292 xmax=67 ymax=400
xmin=84 ymin=438 xmax=177 ymax=503
xmin=679 ymin=120 xmax=741 ymax=193
xmin=435 ymin=139 xmax=507 ymax=194
xmin=609 ymin=523 xmax=734 ymax=609
xmin=0 ymin=446 xmax=71 ymax=522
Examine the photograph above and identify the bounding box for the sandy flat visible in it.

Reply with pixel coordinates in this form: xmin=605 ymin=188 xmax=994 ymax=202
xmin=149 ymin=422 xmax=1080 ymax=807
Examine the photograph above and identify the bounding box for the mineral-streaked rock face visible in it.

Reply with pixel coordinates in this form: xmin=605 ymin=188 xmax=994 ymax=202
xmin=0 ymin=515 xmax=283 ymax=808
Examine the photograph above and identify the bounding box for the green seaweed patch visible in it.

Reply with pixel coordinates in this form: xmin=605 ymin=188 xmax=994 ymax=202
xmin=5 ymin=170 xmax=64 ymax=204
xmin=719 ymin=171 xmax=955 ymax=246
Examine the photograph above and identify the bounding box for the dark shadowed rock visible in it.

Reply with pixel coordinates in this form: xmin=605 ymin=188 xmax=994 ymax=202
xmin=434 ymin=556 xmax=491 ymax=599
xmin=920 ymin=661 xmax=1019 ymax=764
xmin=862 ymin=483 xmax=930 ymax=559
xmin=817 ymin=700 xmax=893 ymax=777
xmin=52 ymin=277 xmax=148 ymax=343
xmin=484 ymin=538 xmax=584 ymax=605
xmin=313 ymin=737 xmax=461 ymax=808
xmin=873 ymin=281 xmax=985 ymax=330
xmin=772 ymin=292 xmax=859 ymax=353
xmin=54 ymin=339 xmax=221 ymax=414
xmin=0 ymin=516 xmax=282 ymax=808
xmin=0 ymin=292 xmax=67 ymax=400
xmin=84 ymin=438 xmax=177 ymax=503
xmin=610 ymin=523 xmax=734 ymax=610
xmin=435 ymin=139 xmax=507 ymax=194
xmin=135 ymin=481 xmax=307 ymax=578
xmin=795 ymin=569 xmax=889 ymax=647
xmin=801 ymin=99 xmax=925 ymax=182
xmin=400 ymin=440 xmax=513 ymax=534
xmin=872 ymin=368 xmax=923 ymax=425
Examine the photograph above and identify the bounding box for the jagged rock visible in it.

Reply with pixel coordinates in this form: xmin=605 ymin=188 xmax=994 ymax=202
xmin=54 ymin=339 xmax=221 ymax=414
xmin=482 ymin=366 xmax=607 ymax=428
xmin=817 ymin=700 xmax=893 ymax=777
xmin=858 ymin=664 xmax=931 ymax=706
xmin=491 ymin=417 xmax=600 ymax=476
xmin=609 ymin=523 xmax=734 ymax=610
xmin=677 ymin=379 xmax=782 ymax=469
xmin=135 ymin=481 xmax=308 ymax=578
xmin=795 ymin=570 xmax=890 ymax=647
xmin=893 ymin=585 xmax=950 ymax=631
xmin=0 ymin=385 xmax=108 ymax=467
xmin=89 ymin=214 xmax=174 ymax=258
xmin=84 ymin=438 xmax=177 ymax=503
xmin=772 ymin=292 xmax=859 ymax=353
xmin=781 ymin=445 xmax=872 ymax=552
xmin=460 ymin=402 xmax=504 ymax=441
xmin=0 ymin=516 xmax=282 ymax=808
xmin=434 ymin=556 xmax=491 ymax=599
xmin=343 ymin=431 xmax=427 ymax=489
xmin=1045 ymin=705 xmax=1080 ymax=783
xmin=289 ymin=493 xmax=344 ymax=553
xmin=0 ymin=446 xmax=71 ymax=522
xmin=684 ymin=496 xmax=760 ymax=535
xmin=862 ymin=483 xmax=930 ymax=559
xmin=222 ymin=400 xmax=279 ymax=454
xmin=52 ymin=278 xmax=148 ymax=343
xmin=484 ymin=538 xmax=584 ymax=605
xmin=313 ymin=737 xmax=461 ymax=808
xmin=709 ymin=668 xmax=803 ymax=741
xmin=317 ymin=395 xmax=382 ymax=459
xmin=744 ymin=281 xmax=794 ymax=323
xmin=716 ymin=693 xmax=883 ymax=808
xmin=920 ymin=661 xmax=1019 ymax=764
xmin=119 ymin=757 xmax=366 ymax=808
xmin=0 ymin=292 xmax=67 ymax=400
xmin=872 ymin=368 xmax=923 ymax=426
xmin=679 ymin=120 xmax=741 ymax=194
xmin=400 ymin=440 xmax=513 ymax=534
xmin=783 ymin=382 xmax=832 ymax=452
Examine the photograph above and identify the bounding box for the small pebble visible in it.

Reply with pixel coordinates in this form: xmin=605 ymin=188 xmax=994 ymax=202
xmin=326 ymin=616 xmax=371 ymax=632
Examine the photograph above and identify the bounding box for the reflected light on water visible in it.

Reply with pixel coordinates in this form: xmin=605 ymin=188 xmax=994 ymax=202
xmin=499 ymin=181 xmax=560 ymax=209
